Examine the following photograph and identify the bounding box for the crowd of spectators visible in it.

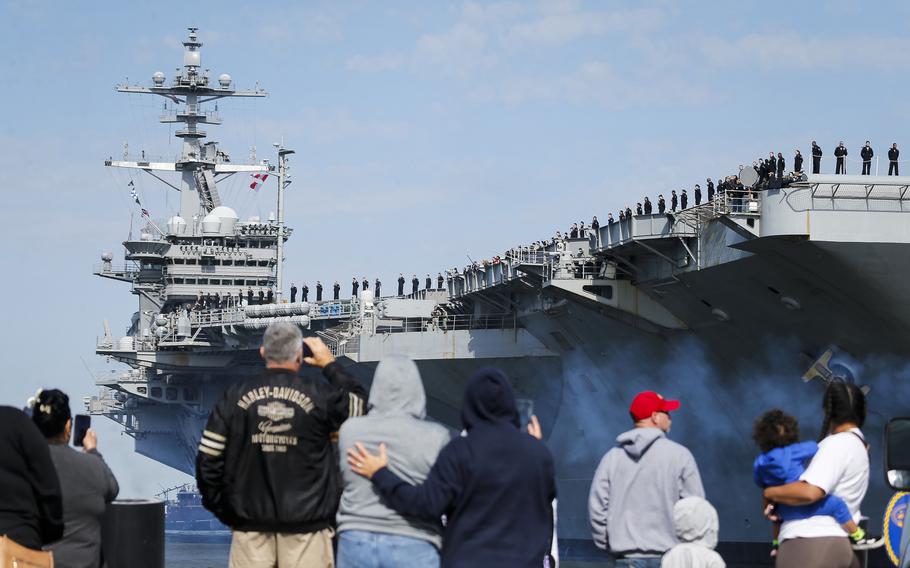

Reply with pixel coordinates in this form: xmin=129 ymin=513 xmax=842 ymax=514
xmin=0 ymin=323 xmax=881 ymax=567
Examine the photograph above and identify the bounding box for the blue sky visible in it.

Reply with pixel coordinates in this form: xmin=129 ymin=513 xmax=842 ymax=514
xmin=2 ymin=0 xmax=909 ymax=491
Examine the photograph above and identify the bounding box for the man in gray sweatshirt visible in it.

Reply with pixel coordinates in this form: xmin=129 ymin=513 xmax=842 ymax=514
xmin=588 ymin=391 xmax=705 ymax=567
xmin=336 ymin=355 xmax=451 ymax=567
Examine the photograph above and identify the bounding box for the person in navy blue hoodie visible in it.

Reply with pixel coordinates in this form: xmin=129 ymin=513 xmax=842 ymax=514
xmin=347 ymin=367 xmax=556 ymax=568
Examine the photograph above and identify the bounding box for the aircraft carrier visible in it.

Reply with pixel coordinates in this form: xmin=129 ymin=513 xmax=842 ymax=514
xmin=88 ymin=29 xmax=910 ymax=560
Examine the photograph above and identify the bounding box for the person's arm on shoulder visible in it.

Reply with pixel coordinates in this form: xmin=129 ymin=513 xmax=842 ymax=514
xmin=349 ymin=440 xmax=463 ymax=521
xmin=680 ymin=448 xmax=705 ymax=498
xmin=20 ymin=415 xmax=63 ymax=544
xmin=588 ymin=454 xmax=612 ymax=551
xmin=303 ymin=337 xmax=367 ymax=428
xmin=195 ymin=394 xmax=233 ymax=524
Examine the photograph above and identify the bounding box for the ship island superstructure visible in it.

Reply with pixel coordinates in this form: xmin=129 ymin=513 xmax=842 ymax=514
xmin=90 ymin=29 xmax=910 ymax=559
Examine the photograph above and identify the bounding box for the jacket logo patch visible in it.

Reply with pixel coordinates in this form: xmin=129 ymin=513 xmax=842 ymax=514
xmin=258 ymin=401 xmax=295 ymax=422
xmin=251 ymin=402 xmax=298 ymax=452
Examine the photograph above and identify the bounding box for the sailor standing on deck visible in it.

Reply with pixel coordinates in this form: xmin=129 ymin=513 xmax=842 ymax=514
xmin=425 ymin=274 xmax=432 ymax=290
xmin=362 ymin=278 xmax=369 ymax=292
xmin=889 ymin=143 xmax=900 ymax=176
xmin=680 ymin=190 xmax=688 ymax=210
xmin=644 ymin=197 xmax=652 ymax=215
xmin=835 ymin=142 xmax=847 ymax=174
xmin=316 ymin=281 xmax=323 ymax=302
xmin=777 ymin=153 xmax=786 ymax=178
xmin=706 ymin=179 xmax=714 ymax=202
xmin=812 ymin=141 xmax=823 ymax=174
xmin=333 ymin=281 xmax=340 ymax=300
xmin=374 ymin=279 xmax=381 ymax=298
xmin=861 ymin=141 xmax=874 ymax=175
xmin=694 ymin=185 xmax=701 ymax=206
xmin=352 ymin=278 xmax=360 ymax=298
xmin=588 ymin=391 xmax=705 ymax=567
xmin=437 ymin=273 xmax=444 ymax=290
xmin=794 ymin=150 xmax=804 ymax=173
xmin=671 ymin=191 xmax=678 ymax=212
xmin=657 ymin=195 xmax=665 ymax=214
xmin=411 ymin=275 xmax=419 ymax=296
xmin=290 ymin=283 xmax=297 ymax=304
xmin=398 ymin=274 xmax=405 ymax=296
xmin=302 ymin=283 xmax=309 ymax=302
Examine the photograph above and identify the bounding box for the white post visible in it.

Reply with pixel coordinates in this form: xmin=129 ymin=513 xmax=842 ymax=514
xmin=275 ymin=146 xmax=295 ymax=303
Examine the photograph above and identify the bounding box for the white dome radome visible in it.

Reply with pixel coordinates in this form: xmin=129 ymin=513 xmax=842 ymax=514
xmin=210 ymin=206 xmax=238 ymax=220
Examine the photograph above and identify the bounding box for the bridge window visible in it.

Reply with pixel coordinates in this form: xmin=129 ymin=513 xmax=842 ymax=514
xmin=150 ymin=387 xmax=162 ymax=398
xmin=165 ymin=387 xmax=178 ymax=401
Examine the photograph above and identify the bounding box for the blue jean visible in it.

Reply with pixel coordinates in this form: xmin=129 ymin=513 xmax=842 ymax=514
xmin=337 ymin=530 xmax=440 ymax=568
xmin=613 ymin=558 xmax=662 ymax=568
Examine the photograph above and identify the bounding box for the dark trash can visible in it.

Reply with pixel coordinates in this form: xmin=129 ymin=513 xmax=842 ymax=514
xmin=101 ymin=499 xmax=165 ymax=568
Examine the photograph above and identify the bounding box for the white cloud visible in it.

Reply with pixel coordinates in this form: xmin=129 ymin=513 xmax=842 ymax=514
xmin=345 ymin=53 xmax=405 ymax=73
xmin=469 ymin=59 xmax=711 ymax=109
xmin=696 ymin=33 xmax=910 ymax=71
xmin=503 ymin=3 xmax=665 ymax=49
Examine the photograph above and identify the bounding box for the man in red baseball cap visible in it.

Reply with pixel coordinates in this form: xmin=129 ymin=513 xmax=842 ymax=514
xmin=588 ymin=391 xmax=705 ymax=567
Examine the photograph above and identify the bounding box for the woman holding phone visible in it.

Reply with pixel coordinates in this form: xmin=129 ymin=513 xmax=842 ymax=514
xmin=30 ymin=389 xmax=119 ymax=568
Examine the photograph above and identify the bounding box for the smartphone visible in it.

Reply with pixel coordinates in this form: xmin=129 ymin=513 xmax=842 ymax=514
xmin=302 ymin=339 xmax=314 ymax=358
xmin=73 ymin=414 xmax=91 ymax=447
xmin=515 ymin=398 xmax=534 ymax=432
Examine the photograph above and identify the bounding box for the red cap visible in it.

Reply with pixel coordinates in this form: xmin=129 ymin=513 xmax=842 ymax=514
xmin=629 ymin=391 xmax=681 ymax=421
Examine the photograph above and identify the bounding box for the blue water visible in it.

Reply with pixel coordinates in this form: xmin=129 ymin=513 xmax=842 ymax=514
xmin=166 ymin=542 xmax=230 ymax=568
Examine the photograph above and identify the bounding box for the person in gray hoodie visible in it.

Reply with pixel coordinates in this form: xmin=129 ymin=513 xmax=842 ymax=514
xmin=336 ymin=355 xmax=451 ymax=568
xmin=661 ymin=497 xmax=725 ymax=568
xmin=588 ymin=391 xmax=704 ymax=567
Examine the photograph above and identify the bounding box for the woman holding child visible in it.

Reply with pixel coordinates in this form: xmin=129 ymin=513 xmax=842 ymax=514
xmin=761 ymin=382 xmax=870 ymax=568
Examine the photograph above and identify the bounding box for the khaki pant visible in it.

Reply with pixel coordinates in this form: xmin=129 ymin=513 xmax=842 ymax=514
xmin=229 ymin=528 xmax=335 ymax=568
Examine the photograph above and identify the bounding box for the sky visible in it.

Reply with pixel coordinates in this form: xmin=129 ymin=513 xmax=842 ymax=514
xmin=1 ymin=0 xmax=909 ymax=493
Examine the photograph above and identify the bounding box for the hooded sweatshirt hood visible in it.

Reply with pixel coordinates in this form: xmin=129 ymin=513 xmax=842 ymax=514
xmin=616 ymin=426 xmax=665 ymax=459
xmin=368 ymin=355 xmax=426 ymax=418
xmin=660 ymin=497 xmax=724 ymax=567
xmin=673 ymin=496 xmax=719 ymax=548
xmin=460 ymin=367 xmax=520 ymax=431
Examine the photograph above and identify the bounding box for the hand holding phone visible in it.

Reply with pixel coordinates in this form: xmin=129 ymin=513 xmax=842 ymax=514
xmin=73 ymin=414 xmax=91 ymax=447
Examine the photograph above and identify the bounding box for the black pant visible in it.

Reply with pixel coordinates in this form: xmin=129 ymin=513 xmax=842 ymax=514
xmin=836 ymin=159 xmax=845 ymax=174
xmin=317 ymin=290 xmax=322 ymax=301
xmin=862 ymin=161 xmax=871 ymax=175
xmin=890 ymin=161 xmax=899 ymax=175
xmin=812 ymin=157 xmax=821 ymax=174
xmin=290 ymin=292 xmax=296 ymax=303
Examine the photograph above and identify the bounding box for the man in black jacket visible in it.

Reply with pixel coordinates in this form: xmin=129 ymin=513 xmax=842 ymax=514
xmin=316 ymin=281 xmax=323 ymax=302
xmin=374 ymin=278 xmax=381 ymax=298
xmin=301 ymin=282 xmax=308 ymax=302
xmin=333 ymin=281 xmax=340 ymax=300
xmin=861 ymin=141 xmax=873 ymax=175
xmin=0 ymin=407 xmax=63 ymax=551
xmin=670 ymin=190 xmax=678 ymax=212
xmin=794 ymin=150 xmax=803 ymax=173
xmin=411 ymin=275 xmax=419 ymax=296
xmin=397 ymin=274 xmax=405 ymax=296
xmin=289 ymin=283 xmax=297 ymax=303
xmin=889 ymin=143 xmax=900 ymax=176
xmin=835 ymin=141 xmax=847 ymax=174
xmin=196 ymin=324 xmax=366 ymax=568
xmin=680 ymin=189 xmax=688 ymax=210
xmin=694 ymin=185 xmax=701 ymax=206
xmin=657 ymin=195 xmax=665 ymax=214
xmin=812 ymin=141 xmax=823 ymax=174
xmin=706 ymin=178 xmax=714 ymax=202
xmin=644 ymin=196 xmax=653 ymax=214
xmin=348 ymin=367 xmax=556 ymax=568
xmin=352 ymin=278 xmax=359 ymax=298
xmin=777 ymin=152 xmax=785 ymax=178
